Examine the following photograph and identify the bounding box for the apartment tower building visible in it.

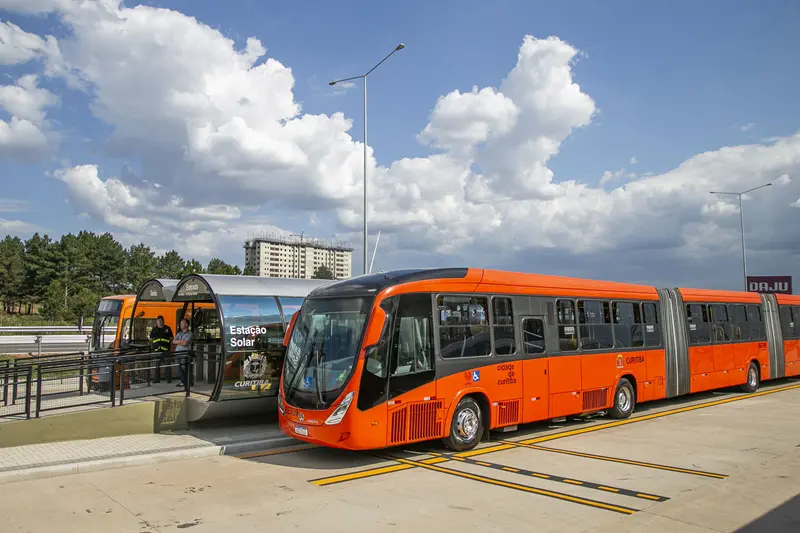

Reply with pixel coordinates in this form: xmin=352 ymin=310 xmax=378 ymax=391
xmin=243 ymin=233 xmax=353 ymax=280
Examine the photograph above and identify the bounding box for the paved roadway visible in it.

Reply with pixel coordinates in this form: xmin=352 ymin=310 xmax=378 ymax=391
xmin=2 ymin=380 xmax=800 ymax=533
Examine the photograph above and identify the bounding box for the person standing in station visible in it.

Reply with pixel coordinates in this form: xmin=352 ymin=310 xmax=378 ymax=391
xmin=172 ymin=318 xmax=193 ymax=388
xmin=149 ymin=315 xmax=173 ymax=382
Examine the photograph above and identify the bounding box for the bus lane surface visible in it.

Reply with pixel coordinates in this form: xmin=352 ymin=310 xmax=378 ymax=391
xmin=0 ymin=381 xmax=799 ymax=532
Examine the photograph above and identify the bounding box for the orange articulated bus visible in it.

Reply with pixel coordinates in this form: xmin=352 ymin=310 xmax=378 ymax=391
xmin=277 ymin=268 xmax=800 ymax=452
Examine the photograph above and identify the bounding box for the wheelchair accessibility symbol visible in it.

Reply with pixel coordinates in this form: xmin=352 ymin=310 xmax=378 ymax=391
xmin=471 ymin=370 xmax=481 ymax=382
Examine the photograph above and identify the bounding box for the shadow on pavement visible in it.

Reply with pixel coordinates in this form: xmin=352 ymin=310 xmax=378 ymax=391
xmin=735 ymin=493 xmax=800 ymax=532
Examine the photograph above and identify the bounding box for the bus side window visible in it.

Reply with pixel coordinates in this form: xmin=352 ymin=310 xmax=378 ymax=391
xmin=438 ymin=295 xmax=490 ymax=359
xmin=746 ymin=305 xmax=765 ymax=341
xmin=521 ymin=318 xmax=545 ymax=355
xmin=556 ymin=300 xmax=578 ymax=352
xmin=357 ymin=297 xmax=396 ymax=411
xmin=687 ymin=304 xmax=711 ymax=344
xmin=710 ymin=304 xmax=731 ymax=342
xmin=492 ymin=297 xmax=516 ymax=355
xmin=642 ymin=302 xmax=661 ymax=347
xmin=391 ymin=294 xmax=434 ymax=375
xmin=577 ymin=300 xmax=613 ymax=350
xmin=780 ymin=306 xmax=795 ymax=340
xmin=729 ymin=304 xmax=749 ymax=341
xmin=612 ymin=301 xmax=642 ymax=348
xmin=793 ymin=307 xmax=800 ymax=340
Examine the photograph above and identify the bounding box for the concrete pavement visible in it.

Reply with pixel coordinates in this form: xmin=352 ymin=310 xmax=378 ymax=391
xmin=0 ymin=380 xmax=798 ymax=532
xmin=0 ymin=420 xmax=299 ymax=485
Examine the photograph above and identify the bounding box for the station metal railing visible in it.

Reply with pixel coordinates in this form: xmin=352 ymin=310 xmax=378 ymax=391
xmin=0 ymin=348 xmax=195 ymax=419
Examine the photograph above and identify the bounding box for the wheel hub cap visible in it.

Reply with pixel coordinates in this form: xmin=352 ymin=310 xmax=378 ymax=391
xmin=455 ymin=408 xmax=479 ymax=442
xmin=618 ymin=389 xmax=630 ymax=411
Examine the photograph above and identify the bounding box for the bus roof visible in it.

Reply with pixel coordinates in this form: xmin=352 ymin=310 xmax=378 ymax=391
xmin=172 ymin=273 xmax=334 ymax=302
xmin=679 ymin=288 xmax=763 ymax=304
xmin=307 ymin=268 xmax=660 ymax=300
xmin=307 ymin=267 xmax=797 ymax=304
xmin=102 ymin=294 xmax=135 ymax=301
xmin=775 ymin=293 xmax=800 ymax=305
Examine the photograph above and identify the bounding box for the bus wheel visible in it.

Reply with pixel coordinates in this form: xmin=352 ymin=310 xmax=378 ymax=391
xmin=740 ymin=362 xmax=759 ymax=393
xmin=443 ymin=396 xmax=483 ymax=451
xmin=609 ymin=378 xmax=635 ymax=419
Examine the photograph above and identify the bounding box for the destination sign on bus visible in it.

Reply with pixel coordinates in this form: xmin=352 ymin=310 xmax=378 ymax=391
xmin=746 ymin=275 xmax=792 ymax=294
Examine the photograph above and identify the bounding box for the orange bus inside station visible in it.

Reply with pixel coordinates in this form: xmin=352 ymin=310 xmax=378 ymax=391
xmin=278 ymin=268 xmax=800 ymax=452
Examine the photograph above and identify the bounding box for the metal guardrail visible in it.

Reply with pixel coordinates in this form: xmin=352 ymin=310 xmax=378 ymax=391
xmin=0 ymin=335 xmax=119 ymax=356
xmin=0 ymin=335 xmax=96 ymax=345
xmin=1 ymin=349 xmax=194 ymax=419
xmin=0 ymin=326 xmax=116 ymax=333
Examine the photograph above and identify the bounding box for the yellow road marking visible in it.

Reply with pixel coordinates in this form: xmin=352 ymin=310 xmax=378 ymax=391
xmin=502 ymin=466 xmax=520 ymax=472
xmin=457 ymin=382 xmax=800 ymax=460
xmin=599 ymin=486 xmax=619 ymax=492
xmin=532 ymin=473 xmax=550 ymax=479
xmin=308 ymin=381 xmax=799 ymax=486
xmin=379 ymin=455 xmax=637 ymax=515
xmin=637 ymin=493 xmax=661 ymax=501
xmin=563 ymin=479 xmax=583 ymax=485
xmin=501 ymin=441 xmax=728 ymax=479
xmin=310 ymin=463 xmax=416 ymax=486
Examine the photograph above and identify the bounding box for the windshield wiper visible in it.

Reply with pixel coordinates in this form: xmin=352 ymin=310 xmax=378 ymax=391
xmin=314 ymin=338 xmax=326 ymax=410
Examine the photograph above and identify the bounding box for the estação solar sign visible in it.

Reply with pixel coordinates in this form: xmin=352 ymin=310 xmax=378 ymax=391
xmin=747 ymin=276 xmax=792 ymax=294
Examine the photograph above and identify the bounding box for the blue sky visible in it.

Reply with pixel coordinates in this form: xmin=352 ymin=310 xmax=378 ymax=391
xmin=1 ymin=0 xmax=799 ymax=288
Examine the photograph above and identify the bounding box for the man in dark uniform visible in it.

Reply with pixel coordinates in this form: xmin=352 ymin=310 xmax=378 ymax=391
xmin=149 ymin=315 xmax=173 ymax=381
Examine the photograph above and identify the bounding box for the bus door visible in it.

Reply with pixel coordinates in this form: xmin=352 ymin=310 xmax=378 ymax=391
xmin=489 ymin=297 xmax=524 ymax=428
xmin=520 ymin=315 xmax=549 ymax=423
xmin=385 ymin=293 xmax=438 ymax=446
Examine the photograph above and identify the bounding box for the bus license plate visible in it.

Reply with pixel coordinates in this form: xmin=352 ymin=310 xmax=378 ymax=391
xmin=294 ymin=425 xmax=308 ymax=436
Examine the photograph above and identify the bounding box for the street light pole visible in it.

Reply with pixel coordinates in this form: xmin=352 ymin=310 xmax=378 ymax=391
xmin=710 ymin=182 xmax=772 ymax=291
xmin=329 ymin=43 xmax=405 ymax=275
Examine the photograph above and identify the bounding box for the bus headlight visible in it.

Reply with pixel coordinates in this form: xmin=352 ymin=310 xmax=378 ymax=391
xmin=277 ymin=394 xmax=284 ymax=415
xmin=324 ymin=391 xmax=354 ymax=426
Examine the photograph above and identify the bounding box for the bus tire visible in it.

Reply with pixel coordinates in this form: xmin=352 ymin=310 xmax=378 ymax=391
xmin=609 ymin=378 xmax=635 ymax=419
xmin=443 ymin=396 xmax=483 ymax=451
xmin=740 ymin=362 xmax=759 ymax=393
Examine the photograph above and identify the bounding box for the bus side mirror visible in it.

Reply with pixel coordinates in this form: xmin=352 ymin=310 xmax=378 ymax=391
xmin=361 ymin=306 xmax=388 ymax=350
xmin=283 ymin=313 xmax=299 ymax=347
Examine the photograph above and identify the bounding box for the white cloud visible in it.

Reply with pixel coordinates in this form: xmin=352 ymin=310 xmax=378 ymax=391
xmin=0 ymin=217 xmax=43 ymax=235
xmin=0 ymin=74 xmax=58 ymax=162
xmin=0 ymin=0 xmax=75 ymax=15
xmin=7 ymin=2 xmax=800 ymax=286
xmin=0 ymin=74 xmax=59 ymax=125
xmin=0 ymin=21 xmax=58 ymax=66
xmin=418 ymin=86 xmax=519 ymax=154
xmin=701 ymin=200 xmax=739 ymax=216
xmin=629 ymin=156 xmax=638 ymax=165
xmin=739 ymin=122 xmax=755 ymax=132
xmin=599 ymin=167 xmax=637 ymax=186
xmin=777 ymin=173 xmax=791 ymax=185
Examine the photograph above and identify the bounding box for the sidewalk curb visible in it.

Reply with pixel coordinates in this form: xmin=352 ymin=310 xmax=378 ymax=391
xmin=0 ymin=445 xmax=223 ymax=486
xmin=220 ymin=435 xmax=300 ymax=456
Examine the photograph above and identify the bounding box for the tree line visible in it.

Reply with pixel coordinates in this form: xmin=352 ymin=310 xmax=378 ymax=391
xmin=0 ymin=231 xmax=253 ymax=321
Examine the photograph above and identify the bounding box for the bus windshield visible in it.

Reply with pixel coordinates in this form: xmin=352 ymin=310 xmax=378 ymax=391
xmin=91 ymin=299 xmax=123 ymax=351
xmin=283 ymin=296 xmax=372 ymax=409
